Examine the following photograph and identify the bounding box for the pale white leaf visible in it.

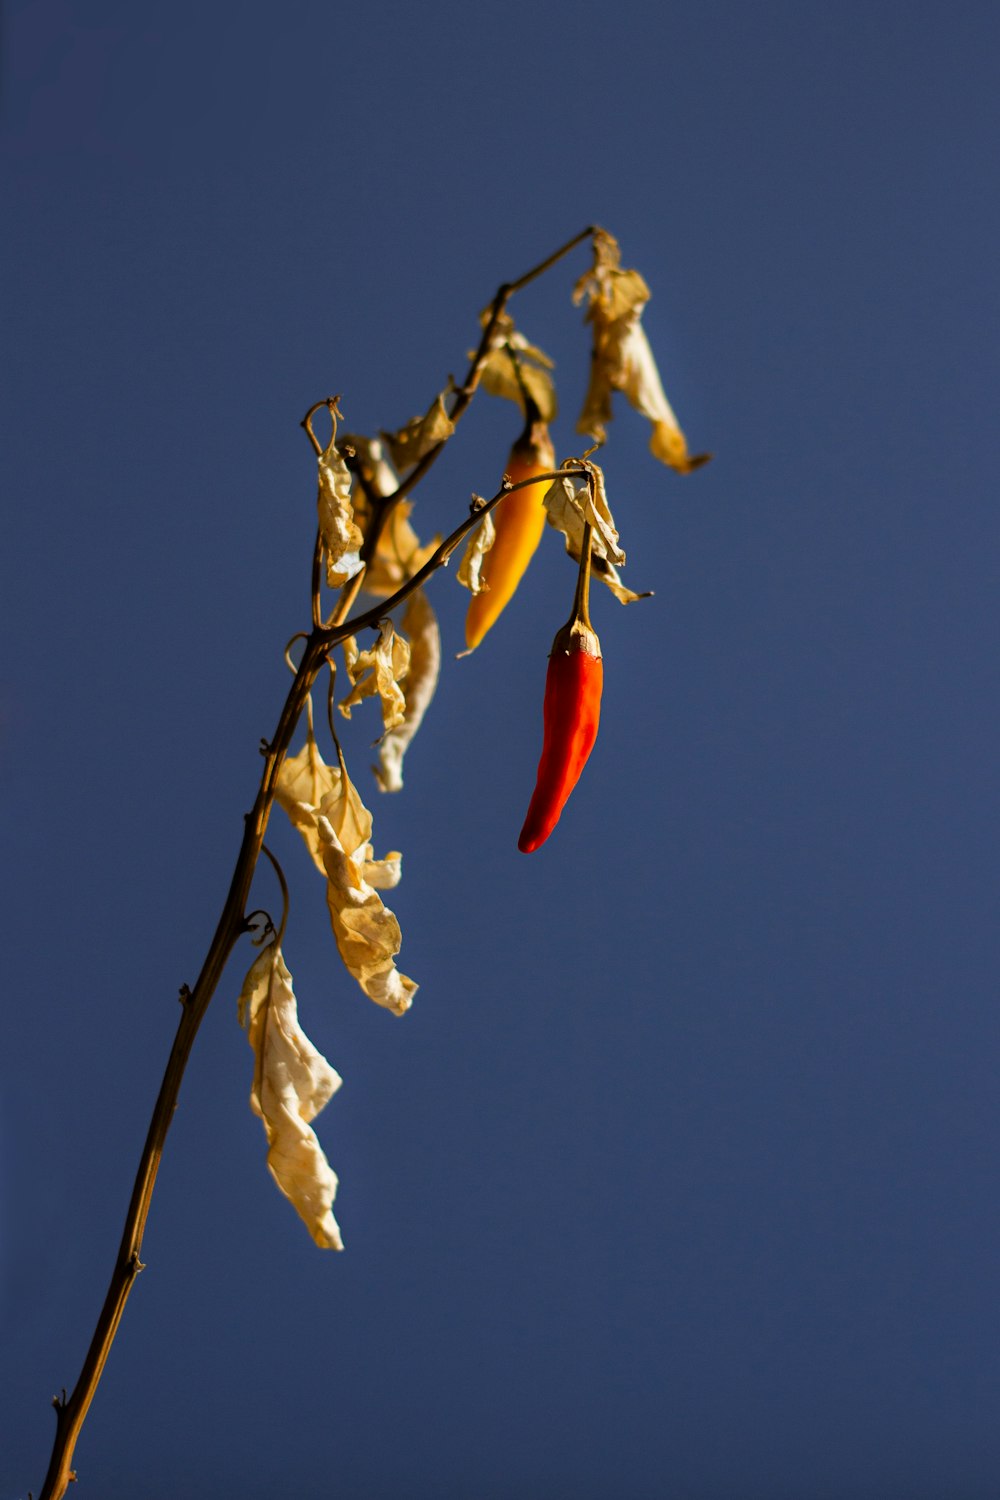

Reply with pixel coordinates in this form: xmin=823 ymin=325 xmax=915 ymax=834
xmin=318 ymin=429 xmax=364 ymax=588
xmin=456 ymin=509 xmax=496 ymax=596
xmin=374 ymin=588 xmax=441 ymax=793
xmin=237 ymin=942 xmax=343 ymax=1250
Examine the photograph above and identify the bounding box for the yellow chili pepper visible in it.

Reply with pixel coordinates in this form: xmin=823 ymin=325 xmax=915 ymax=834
xmin=464 ymin=405 xmax=555 ymax=651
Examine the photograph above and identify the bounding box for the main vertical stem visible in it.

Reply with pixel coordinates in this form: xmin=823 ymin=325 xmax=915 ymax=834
xmin=36 ymin=634 xmax=327 ymax=1500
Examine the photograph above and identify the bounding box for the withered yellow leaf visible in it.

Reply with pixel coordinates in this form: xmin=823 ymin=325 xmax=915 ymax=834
xmin=543 ymin=460 xmax=649 ymax=606
xmin=575 ymin=230 xmax=710 ymax=474
xmin=276 ymin=730 xmax=344 ymax=875
xmin=382 ymin=393 xmax=455 ymax=472
xmin=277 ymin=738 xmax=415 ymax=1013
xmin=339 ymin=621 xmax=410 ymax=733
xmin=318 ymin=428 xmax=364 ymax=588
xmin=237 ymin=941 xmax=343 ymax=1250
xmin=315 ymin=783 xmax=417 ymax=1016
xmin=456 ymin=508 xmax=495 ymax=596
xmin=374 ymin=588 xmax=441 ymax=793
xmin=474 ymin=309 xmax=557 ymax=422
xmin=543 ymin=461 xmax=624 ymax=567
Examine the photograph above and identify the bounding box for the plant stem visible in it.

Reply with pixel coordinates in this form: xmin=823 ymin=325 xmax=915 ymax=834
xmin=35 ymin=226 xmax=597 ymax=1498
xmin=35 ymin=631 xmax=327 ymax=1500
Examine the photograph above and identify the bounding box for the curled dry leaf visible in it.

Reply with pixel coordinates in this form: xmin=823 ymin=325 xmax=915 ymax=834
xmin=544 ymin=461 xmax=624 ymax=566
xmin=375 ymin=588 xmax=441 ymax=793
xmin=315 ymin=784 xmax=417 ymax=1016
xmin=237 ymin=941 xmax=344 ymax=1250
xmin=274 ymin=730 xmax=341 ymax=876
xmin=474 ymin=309 xmax=557 ymax=422
xmin=339 ymin=620 xmax=410 ymax=733
xmin=342 ymin=435 xmax=439 ymax=597
xmin=456 ymin=508 xmax=496 ymax=596
xmin=543 ymin=460 xmax=650 ymax=607
xmin=318 ymin=420 xmax=365 ymax=588
xmin=275 ymin=736 xmax=416 ymax=1014
xmin=381 ymin=393 xmax=455 ymax=472
xmin=575 ymin=227 xmax=710 ymax=475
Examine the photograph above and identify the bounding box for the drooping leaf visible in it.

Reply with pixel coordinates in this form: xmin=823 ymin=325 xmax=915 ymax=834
xmin=276 ymin=739 xmax=415 ymax=1011
xmin=237 ymin=941 xmax=344 ymax=1250
xmin=456 ymin=508 xmax=495 ymax=596
xmin=574 ymin=228 xmax=710 ymax=474
xmin=543 ymin=459 xmax=650 ymax=606
xmin=275 ymin=730 xmax=343 ymax=875
xmin=339 ymin=620 xmax=410 ymax=733
xmin=315 ymin=782 xmax=416 ymax=1016
xmin=374 ymin=588 xmax=441 ymax=793
xmin=381 ymin=393 xmax=455 ymax=472
xmin=474 ymin=309 xmax=557 ymax=422
xmin=318 ymin=420 xmax=365 ymax=588
xmin=543 ymin=461 xmax=625 ymax=566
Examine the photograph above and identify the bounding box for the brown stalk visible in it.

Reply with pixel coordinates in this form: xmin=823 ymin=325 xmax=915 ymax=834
xmin=34 ymin=230 xmax=596 ymax=1500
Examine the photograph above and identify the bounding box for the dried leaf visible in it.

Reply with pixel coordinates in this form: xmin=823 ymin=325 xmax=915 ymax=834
xmin=382 ymin=393 xmax=455 ymax=472
xmin=474 ymin=310 xmax=557 ymax=422
xmin=318 ymin=426 xmax=364 ymax=588
xmin=276 ymin=739 xmax=415 ymax=1012
xmin=374 ymin=588 xmax=441 ymax=793
xmin=456 ymin=508 xmax=495 ymax=596
xmin=341 ymin=436 xmax=440 ymax=597
xmin=543 ymin=460 xmax=650 ymax=607
xmin=575 ymin=229 xmax=710 ymax=474
xmin=237 ymin=941 xmax=343 ymax=1250
xmin=276 ymin=731 xmax=344 ymax=875
xmin=543 ymin=461 xmax=624 ymax=565
xmin=591 ymin=552 xmax=649 ymax=606
xmin=339 ymin=620 xmax=410 ymax=733
xmin=316 ymin=783 xmax=417 ymax=1016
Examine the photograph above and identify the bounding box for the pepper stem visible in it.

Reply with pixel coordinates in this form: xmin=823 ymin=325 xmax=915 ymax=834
xmin=570 ymin=521 xmax=594 ymax=631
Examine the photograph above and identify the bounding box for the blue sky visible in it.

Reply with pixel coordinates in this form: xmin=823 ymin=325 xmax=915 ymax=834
xmin=3 ymin=3 xmax=1000 ymax=1496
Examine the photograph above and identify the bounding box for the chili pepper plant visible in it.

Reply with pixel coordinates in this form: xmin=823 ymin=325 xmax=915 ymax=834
xmin=32 ymin=225 xmax=710 ymax=1500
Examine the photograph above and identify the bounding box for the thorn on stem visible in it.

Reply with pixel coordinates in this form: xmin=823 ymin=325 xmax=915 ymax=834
xmin=178 ymin=984 xmax=192 ymax=1007
xmin=129 ymin=1253 xmax=146 ymax=1276
xmin=259 ymin=738 xmax=271 ymax=756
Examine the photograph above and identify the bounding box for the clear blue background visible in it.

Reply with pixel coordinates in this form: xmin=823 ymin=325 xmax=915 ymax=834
xmin=3 ymin=2 xmax=1000 ymax=1496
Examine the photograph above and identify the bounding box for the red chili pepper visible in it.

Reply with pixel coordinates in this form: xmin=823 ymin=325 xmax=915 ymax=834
xmin=518 ymin=526 xmax=603 ymax=853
